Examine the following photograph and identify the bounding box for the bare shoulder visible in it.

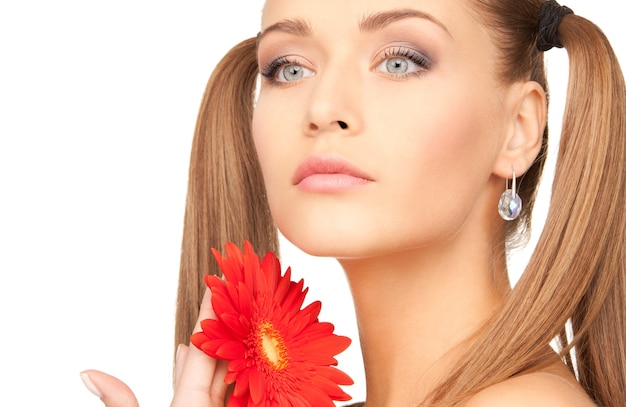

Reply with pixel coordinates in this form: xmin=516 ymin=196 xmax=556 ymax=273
xmin=466 ymin=367 xmax=596 ymax=407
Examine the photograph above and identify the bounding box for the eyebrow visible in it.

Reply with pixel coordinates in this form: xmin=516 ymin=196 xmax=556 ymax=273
xmin=258 ymin=18 xmax=312 ymax=41
xmin=360 ymin=9 xmax=452 ymax=38
xmin=258 ymin=8 xmax=451 ymax=41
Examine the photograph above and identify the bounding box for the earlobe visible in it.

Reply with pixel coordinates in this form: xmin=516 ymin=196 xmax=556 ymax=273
xmin=494 ymin=81 xmax=547 ymax=177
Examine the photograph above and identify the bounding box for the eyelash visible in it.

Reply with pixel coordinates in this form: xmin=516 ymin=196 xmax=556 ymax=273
xmin=259 ymin=46 xmax=432 ymax=85
xmin=375 ymin=46 xmax=432 ymax=78
xmin=260 ymin=56 xmax=308 ymax=86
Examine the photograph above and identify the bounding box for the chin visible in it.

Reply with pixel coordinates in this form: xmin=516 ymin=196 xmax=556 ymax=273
xmin=279 ymin=228 xmax=371 ymax=259
xmin=280 ymin=228 xmax=417 ymax=262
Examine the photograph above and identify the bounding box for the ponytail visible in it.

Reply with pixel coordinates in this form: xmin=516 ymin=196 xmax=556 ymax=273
xmin=427 ymin=5 xmax=626 ymax=406
xmin=557 ymin=15 xmax=626 ymax=405
xmin=174 ymin=38 xmax=279 ymax=350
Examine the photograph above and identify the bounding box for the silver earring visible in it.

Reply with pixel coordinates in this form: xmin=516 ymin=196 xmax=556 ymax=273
xmin=498 ymin=169 xmax=522 ymax=221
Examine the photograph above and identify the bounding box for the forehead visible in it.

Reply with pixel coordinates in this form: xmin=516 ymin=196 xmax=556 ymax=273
xmin=261 ymin=0 xmax=475 ymax=34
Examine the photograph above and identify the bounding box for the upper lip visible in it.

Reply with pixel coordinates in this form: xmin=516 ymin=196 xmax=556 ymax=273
xmin=292 ymin=154 xmax=373 ymax=185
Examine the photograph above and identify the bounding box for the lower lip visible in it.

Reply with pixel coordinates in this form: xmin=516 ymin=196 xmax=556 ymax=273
xmin=296 ymin=174 xmax=371 ymax=192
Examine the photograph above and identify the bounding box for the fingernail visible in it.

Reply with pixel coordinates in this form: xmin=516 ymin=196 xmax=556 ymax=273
xmin=80 ymin=372 xmax=102 ymax=398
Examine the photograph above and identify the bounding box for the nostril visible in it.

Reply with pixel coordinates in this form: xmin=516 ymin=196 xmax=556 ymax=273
xmin=338 ymin=121 xmax=348 ymax=129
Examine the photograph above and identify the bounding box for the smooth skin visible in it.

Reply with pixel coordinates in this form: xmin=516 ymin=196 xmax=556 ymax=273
xmin=83 ymin=0 xmax=596 ymax=405
xmin=254 ymin=0 xmax=594 ymax=405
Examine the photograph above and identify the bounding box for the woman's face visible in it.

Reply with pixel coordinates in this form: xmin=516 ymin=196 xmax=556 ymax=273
xmin=253 ymin=0 xmax=513 ymax=258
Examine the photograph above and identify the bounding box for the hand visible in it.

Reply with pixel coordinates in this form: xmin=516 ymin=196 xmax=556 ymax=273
xmin=171 ymin=288 xmax=229 ymax=406
xmin=80 ymin=288 xmax=229 ymax=406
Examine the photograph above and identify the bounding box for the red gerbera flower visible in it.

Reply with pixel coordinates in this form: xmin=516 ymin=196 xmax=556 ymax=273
xmin=191 ymin=241 xmax=354 ymax=407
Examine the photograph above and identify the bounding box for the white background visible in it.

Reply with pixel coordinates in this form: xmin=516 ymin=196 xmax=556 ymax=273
xmin=0 ymin=1 xmax=623 ymax=405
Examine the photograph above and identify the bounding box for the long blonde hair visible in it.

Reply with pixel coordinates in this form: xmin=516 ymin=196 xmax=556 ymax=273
xmin=174 ymin=38 xmax=278 ymax=348
xmin=175 ymin=1 xmax=625 ymax=405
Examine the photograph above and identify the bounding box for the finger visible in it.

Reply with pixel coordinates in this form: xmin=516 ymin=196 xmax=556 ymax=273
xmin=210 ymin=359 xmax=230 ymax=403
xmin=173 ymin=344 xmax=189 ymax=388
xmin=171 ymin=288 xmax=229 ymax=406
xmin=81 ymin=370 xmax=139 ymax=407
xmin=193 ymin=287 xmax=217 ymax=332
xmin=180 ymin=288 xmax=217 ymax=382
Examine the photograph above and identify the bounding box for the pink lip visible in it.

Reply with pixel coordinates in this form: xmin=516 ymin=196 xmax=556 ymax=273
xmin=293 ymin=155 xmax=373 ymax=192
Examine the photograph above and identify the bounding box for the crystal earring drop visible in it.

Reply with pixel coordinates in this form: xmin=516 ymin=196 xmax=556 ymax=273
xmin=498 ymin=169 xmax=522 ymax=221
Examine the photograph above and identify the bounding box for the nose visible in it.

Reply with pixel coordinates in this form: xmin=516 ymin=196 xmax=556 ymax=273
xmin=302 ymin=60 xmax=363 ymax=136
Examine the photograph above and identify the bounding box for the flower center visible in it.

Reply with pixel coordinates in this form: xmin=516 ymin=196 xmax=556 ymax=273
xmin=258 ymin=321 xmax=289 ymax=371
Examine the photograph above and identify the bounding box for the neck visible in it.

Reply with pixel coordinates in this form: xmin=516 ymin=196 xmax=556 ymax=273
xmin=340 ymin=225 xmax=509 ymax=406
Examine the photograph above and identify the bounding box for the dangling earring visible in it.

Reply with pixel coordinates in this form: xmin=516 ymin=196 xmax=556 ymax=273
xmin=498 ymin=169 xmax=522 ymax=221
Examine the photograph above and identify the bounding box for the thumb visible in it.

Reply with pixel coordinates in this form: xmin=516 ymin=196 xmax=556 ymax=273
xmin=81 ymin=370 xmax=139 ymax=407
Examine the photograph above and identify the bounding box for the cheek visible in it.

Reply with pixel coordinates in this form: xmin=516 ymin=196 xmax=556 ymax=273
xmin=380 ymin=87 xmax=497 ymax=182
xmin=369 ymin=86 xmax=501 ymax=237
xmin=252 ymin=95 xmax=294 ymax=178
xmin=252 ymin=95 xmax=302 ymax=218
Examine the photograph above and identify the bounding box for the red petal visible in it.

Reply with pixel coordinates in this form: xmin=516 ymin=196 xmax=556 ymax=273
xmin=287 ymin=302 xmax=321 ymax=337
xmin=248 ymin=368 xmax=266 ymax=405
xmin=298 ymin=385 xmax=335 ymax=406
xmin=316 ymin=365 xmax=355 ymax=385
xmin=298 ymin=321 xmax=335 ymax=339
xmin=286 ymin=313 xmax=311 ymax=339
xmin=282 ymin=281 xmax=307 ymax=315
xmin=227 ymin=394 xmax=248 ymax=407
xmin=256 ymin=261 xmax=269 ymax=298
xmin=201 ymin=337 xmax=231 ymax=349
xmin=311 ymin=373 xmax=353 ymax=400
xmin=287 ymin=390 xmax=316 ymax=407
xmin=229 ymin=357 xmax=249 ymax=372
xmin=198 ymin=343 xmax=220 ymax=358
xmin=216 ymin=341 xmax=247 ymax=360
xmin=232 ymin=368 xmax=250 ymax=396
xmin=199 ymin=338 xmax=233 ymax=358
xmin=237 ymin=281 xmax=254 ymax=318
xmin=256 ymin=291 xmax=273 ymax=316
xmin=210 ymin=247 xmax=226 ymax=274
xmin=274 ymin=267 xmax=292 ymax=304
xmin=220 ymin=313 xmax=250 ymax=339
xmin=300 ymin=335 xmax=351 ymax=364
xmin=301 ymin=301 xmax=322 ymax=322
xmin=212 ymin=291 xmax=239 ymax=319
xmin=224 ymin=371 xmax=237 ymax=384
xmin=221 ymin=243 xmax=245 ymax=282
xmin=290 ymin=322 xmax=335 ymax=346
xmin=216 ymin=246 xmax=243 ymax=283
xmin=243 ymin=241 xmax=261 ymax=288
xmin=204 ymin=274 xmax=224 ymax=291
xmin=225 ymin=241 xmax=245 ymax=263
xmin=225 ymin=281 xmax=241 ymax=311
xmin=261 ymin=252 xmax=280 ymax=290
xmin=199 ymin=318 xmax=220 ymax=333
xmin=200 ymin=320 xmax=234 ymax=341
xmin=189 ymin=331 xmax=208 ymax=348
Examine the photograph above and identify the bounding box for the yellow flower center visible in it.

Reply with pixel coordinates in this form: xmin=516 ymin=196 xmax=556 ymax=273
xmin=258 ymin=321 xmax=289 ymax=371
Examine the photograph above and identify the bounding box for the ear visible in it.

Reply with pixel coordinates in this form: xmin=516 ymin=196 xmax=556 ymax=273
xmin=493 ymin=81 xmax=546 ymax=178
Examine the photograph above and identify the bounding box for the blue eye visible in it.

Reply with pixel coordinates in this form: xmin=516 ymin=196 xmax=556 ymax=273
xmin=375 ymin=47 xmax=432 ymax=78
xmin=278 ymin=64 xmax=314 ymax=82
xmin=384 ymin=57 xmax=411 ymax=74
xmin=261 ymin=57 xmax=315 ymax=84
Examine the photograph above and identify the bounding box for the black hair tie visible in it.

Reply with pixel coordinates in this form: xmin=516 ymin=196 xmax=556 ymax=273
xmin=536 ymin=0 xmax=574 ymax=51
